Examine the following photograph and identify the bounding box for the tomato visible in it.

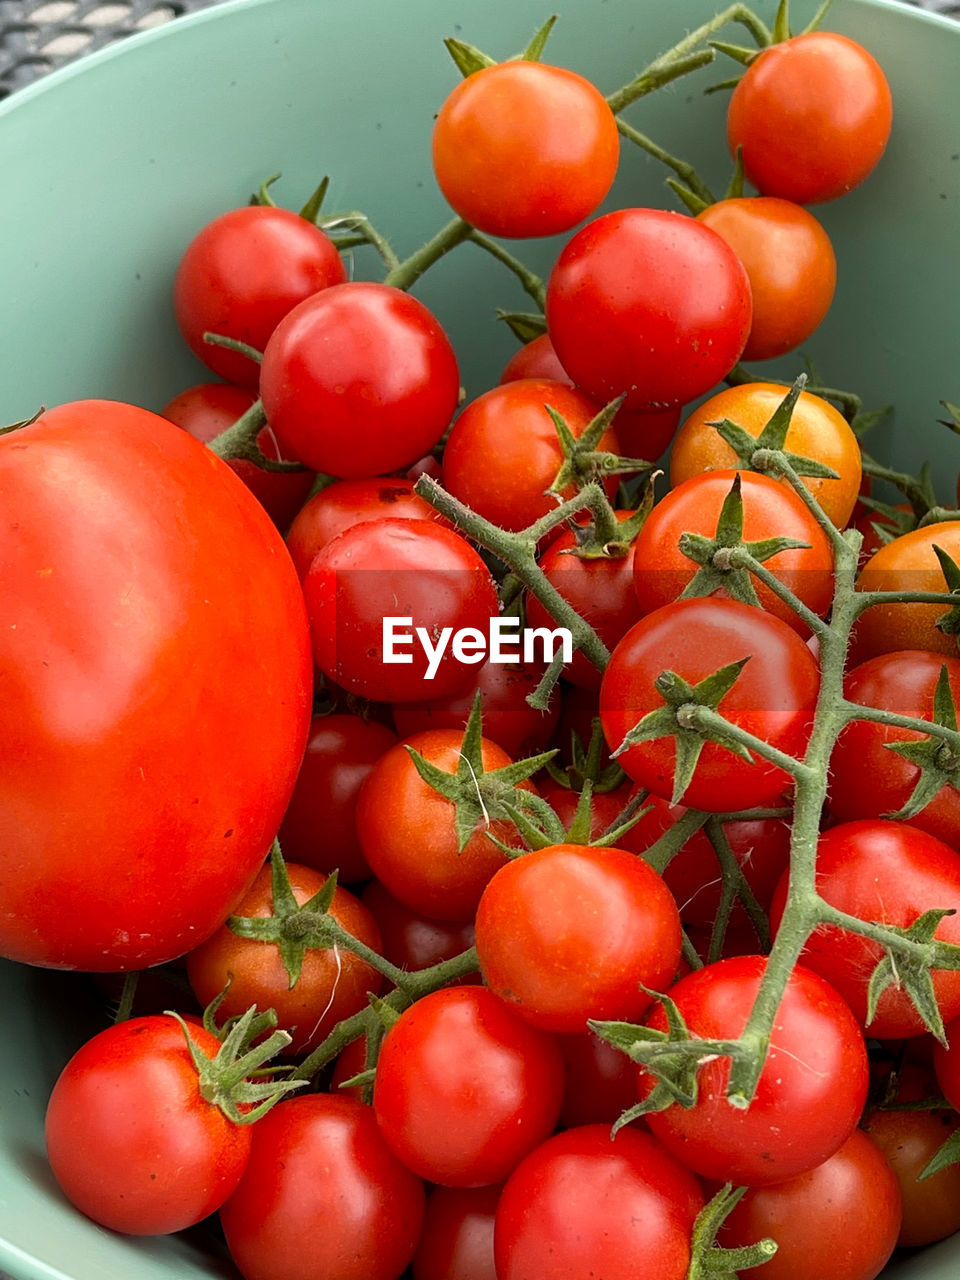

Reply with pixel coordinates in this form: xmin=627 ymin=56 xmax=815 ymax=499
xmin=185 ymin=861 xmax=383 ymax=1056
xmin=935 ymin=1015 xmax=960 ymax=1111
xmin=45 ymin=1016 xmax=251 ymax=1234
xmin=413 ymin=1184 xmax=500 ymax=1280
xmin=475 ymin=843 xmax=681 ymax=1033
xmin=303 ymin=518 xmax=499 ymax=703
xmin=442 ymin=378 xmax=620 ymax=533
xmin=829 ymin=651 xmax=960 ymax=844
xmin=432 ymin=60 xmax=618 ymax=238
xmin=361 ymin=878 xmax=477 ymax=977
xmin=373 ymin=985 xmax=565 ymax=1187
xmin=727 ymin=33 xmax=893 ymax=205
xmin=633 ymin=469 xmax=834 ymax=633
xmin=854 ymin=522 xmax=960 ymax=661
xmin=557 ymin=1028 xmax=643 ymax=1127
xmin=638 ymin=956 xmax=869 ymax=1185
xmin=538 ymin=778 xmax=631 ymax=843
xmin=173 ymin=205 xmax=347 ymax=387
xmin=770 ymin=819 xmax=960 ymax=1039
xmin=285 ymin=477 xmax=442 ymax=579
xmin=670 ymin=382 xmax=862 ymax=529
xmin=493 ymin=1124 xmax=704 ymax=1280
xmin=259 ymin=282 xmax=460 ymax=478
xmin=546 ymin=208 xmax=752 ymax=411
xmin=0 ymin=401 xmax=312 ymax=970
xmin=697 ymin=197 xmax=836 ymax=361
xmin=717 ymin=1128 xmax=902 ymax=1280
xmin=355 ymin=728 xmax=533 ymax=920
xmin=277 ymin=713 xmax=398 ymax=882
xmin=220 ymin=1094 xmax=425 ymax=1280
xmin=600 ymin=597 xmax=820 ymax=813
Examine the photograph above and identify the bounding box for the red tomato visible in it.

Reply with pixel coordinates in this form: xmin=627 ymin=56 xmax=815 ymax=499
xmin=475 ymin=843 xmax=681 ymax=1033
xmin=727 ymin=33 xmax=893 ymax=205
xmin=639 ymin=956 xmax=869 ymax=1185
xmin=45 ymin=1016 xmax=251 ymax=1234
xmin=0 ymin=401 xmax=312 ymax=970
xmin=173 ymin=205 xmax=347 ymax=386
xmin=259 ymin=282 xmax=460 ymax=478
xmin=432 ymin=60 xmax=619 ymax=238
xmin=600 ymin=597 xmax=820 ymax=812
xmin=934 ymin=1015 xmax=960 ymax=1112
xmin=770 ymin=819 xmax=960 ymax=1039
xmin=303 ymin=519 xmax=499 ymax=703
xmin=538 ymin=779 xmax=631 ymax=843
xmin=546 ymin=208 xmax=752 ymax=411
xmin=697 ymin=197 xmax=836 ymax=361
xmin=493 ymin=1125 xmax=704 ymax=1280
xmin=361 ymin=878 xmax=477 ymax=977
xmin=373 ymin=985 xmax=565 ymax=1187
xmin=277 ymin=713 xmax=398 ymax=882
xmin=557 ymin=1028 xmax=644 ymax=1128
xmin=220 ymin=1094 xmax=425 ymax=1280
xmin=854 ymin=522 xmax=960 ymax=661
xmin=413 ymin=1184 xmax=500 ymax=1280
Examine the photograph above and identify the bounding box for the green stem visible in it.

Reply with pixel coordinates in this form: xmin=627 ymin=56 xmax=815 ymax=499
xmin=837 ymin=700 xmax=960 ymax=748
xmin=722 ymin=546 xmax=831 ymax=639
xmin=615 ymin=119 xmax=716 ymax=205
xmin=384 ymin=217 xmax=473 ymax=291
xmin=641 ymin=807 xmax=709 ymax=876
xmin=321 ymin=211 xmax=401 ymax=271
xmin=468 ymin=231 xmax=546 ymax=310
xmin=676 ymin=704 xmax=812 ymax=780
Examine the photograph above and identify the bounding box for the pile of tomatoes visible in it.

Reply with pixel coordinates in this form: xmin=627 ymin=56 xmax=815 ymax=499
xmin=8 ymin=7 xmax=960 ymax=1280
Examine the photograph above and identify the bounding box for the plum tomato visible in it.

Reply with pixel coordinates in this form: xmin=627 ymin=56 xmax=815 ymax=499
xmin=854 ymin=522 xmax=960 ymax=661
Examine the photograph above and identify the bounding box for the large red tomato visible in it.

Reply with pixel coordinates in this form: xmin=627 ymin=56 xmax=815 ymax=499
xmin=0 ymin=401 xmax=312 ymax=970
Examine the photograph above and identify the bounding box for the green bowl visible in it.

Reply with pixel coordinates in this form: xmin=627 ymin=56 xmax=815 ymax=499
xmin=2 ymin=0 xmax=959 ymax=1275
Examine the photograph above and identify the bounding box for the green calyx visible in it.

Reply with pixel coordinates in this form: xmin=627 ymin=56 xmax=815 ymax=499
xmin=687 ymin=1184 xmax=778 ymax=1279
xmin=547 ymin=398 xmax=654 ymax=499
xmin=711 ymin=375 xmax=840 ymax=484
xmin=884 ymin=664 xmax=960 ymax=819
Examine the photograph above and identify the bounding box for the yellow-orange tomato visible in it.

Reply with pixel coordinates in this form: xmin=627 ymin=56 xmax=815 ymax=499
xmin=697 ymin=198 xmax=836 ymax=362
xmin=853 ymin=522 xmax=960 ymax=662
xmin=669 ymin=382 xmax=861 ymax=529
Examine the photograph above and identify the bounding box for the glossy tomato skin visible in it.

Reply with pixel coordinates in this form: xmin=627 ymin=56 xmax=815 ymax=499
xmin=432 ymin=61 xmax=619 ymax=238
xmin=670 ymin=382 xmax=862 ymax=529
xmin=220 ymin=1094 xmax=425 ymax=1280
xmin=45 ymin=1016 xmax=251 ymax=1235
xmin=173 ymin=206 xmax=347 ymax=387
xmin=259 ymin=282 xmax=460 ymax=477
xmin=639 ymin=957 xmax=869 ymax=1186
xmin=413 ymin=1184 xmax=500 ymax=1280
xmin=0 ymin=402 xmax=312 ymax=970
xmin=546 ymin=208 xmax=752 ymax=411
xmin=277 ymin=713 xmax=398 ymax=881
xmin=829 ymin=651 xmax=960 ymax=844
xmin=771 ymin=820 xmax=960 ymax=1039
xmin=475 ymin=843 xmax=682 ymax=1033
xmin=303 ymin=519 xmax=499 ymax=703
xmin=717 ymin=1128 xmax=902 ymax=1280
xmin=854 ymin=522 xmax=960 ymax=661
xmin=373 ymin=985 xmax=565 ymax=1188
xmin=697 ymin=197 xmax=836 ymax=360
xmin=727 ymin=32 xmax=893 ymax=205
xmin=493 ymin=1124 xmax=704 ymax=1280
xmin=600 ymin=597 xmax=820 ymax=812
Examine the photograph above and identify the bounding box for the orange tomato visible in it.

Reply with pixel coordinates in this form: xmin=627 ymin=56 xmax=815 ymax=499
xmin=854 ymin=522 xmax=960 ymax=662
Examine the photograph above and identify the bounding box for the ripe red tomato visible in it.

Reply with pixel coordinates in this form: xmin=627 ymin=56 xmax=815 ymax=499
xmin=639 ymin=956 xmax=869 ymax=1185
xmin=361 ymin=878 xmax=477 ymax=977
xmin=0 ymin=401 xmax=312 ymax=970
xmin=432 ymin=60 xmax=619 ymax=238
xmin=493 ymin=1124 xmax=704 ymax=1280
xmin=413 ymin=1184 xmax=500 ymax=1280
xmin=303 ymin=519 xmax=499 ymax=703
xmin=373 ymin=985 xmax=565 ymax=1187
xmin=220 ymin=1094 xmax=425 ymax=1280
xmin=935 ymin=1016 xmax=960 ymax=1112
xmin=854 ymin=522 xmax=960 ymax=661
xmin=557 ymin=1028 xmax=643 ymax=1128
xmin=259 ymin=282 xmax=460 ymax=477
xmin=546 ymin=208 xmax=752 ymax=411
xmin=727 ymin=33 xmax=893 ymax=205
xmin=600 ymin=597 xmax=820 ymax=812
xmin=173 ymin=205 xmax=347 ymax=386
xmin=475 ymin=843 xmax=682 ymax=1033
xmin=45 ymin=1016 xmax=251 ymax=1235
xmin=697 ymin=197 xmax=836 ymax=361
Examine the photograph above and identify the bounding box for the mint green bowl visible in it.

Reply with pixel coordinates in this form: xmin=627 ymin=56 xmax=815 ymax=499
xmin=1 ymin=0 xmax=959 ymax=1275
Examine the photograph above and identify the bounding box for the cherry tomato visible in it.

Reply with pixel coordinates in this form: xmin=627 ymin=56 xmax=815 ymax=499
xmin=361 ymin=878 xmax=477 ymax=978
xmin=373 ymin=985 xmax=565 ymax=1187
xmin=432 ymin=61 xmax=619 ymax=238
xmin=220 ymin=1094 xmax=425 ymax=1280
xmin=538 ymin=778 xmax=631 ymax=843
xmin=601 ymin=597 xmax=820 ymax=812
xmin=697 ymin=197 xmax=836 ymax=361
xmin=173 ymin=205 xmax=347 ymax=387
xmin=0 ymin=401 xmax=312 ymax=970
xmin=557 ymin=1028 xmax=644 ymax=1127
xmin=45 ymin=1016 xmax=251 ymax=1234
xmin=413 ymin=1184 xmax=500 ymax=1280
xmin=670 ymin=382 xmax=862 ymax=529
xmin=727 ymin=32 xmax=893 ymax=205
xmin=259 ymin=282 xmax=460 ymax=477
xmin=854 ymin=522 xmax=960 ymax=661
xmin=639 ymin=956 xmax=869 ymax=1185
xmin=934 ymin=1014 xmax=960 ymax=1112
xmin=546 ymin=208 xmax=752 ymax=411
